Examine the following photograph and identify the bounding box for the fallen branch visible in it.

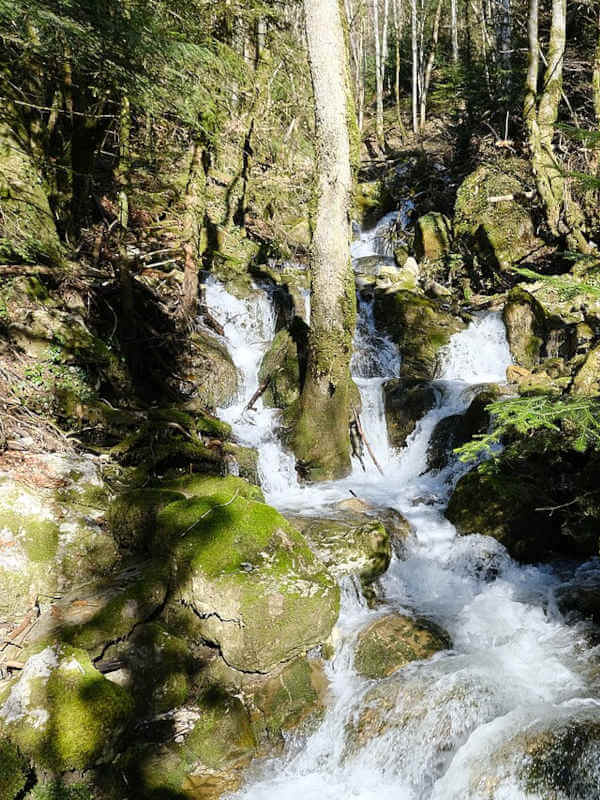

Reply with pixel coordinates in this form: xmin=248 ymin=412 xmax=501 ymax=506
xmin=352 ymin=407 xmax=384 ymax=476
xmin=489 ymin=190 xmax=535 ymax=203
xmin=245 ymin=376 xmax=272 ymax=411
xmin=0 ymin=265 xmax=54 ymax=276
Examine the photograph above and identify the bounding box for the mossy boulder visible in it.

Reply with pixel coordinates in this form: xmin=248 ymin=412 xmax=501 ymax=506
xmin=0 ymin=473 xmax=118 ymax=622
xmin=0 ymin=122 xmax=62 ymax=265
xmin=374 ymin=289 xmax=466 ymax=379
xmin=454 ymin=161 xmax=542 ymax=277
xmin=258 ymin=328 xmax=300 ymax=409
xmin=502 ymin=287 xmax=545 ymax=369
xmin=427 ymin=386 xmax=501 ymax=471
xmin=0 ymin=739 xmax=29 ymax=800
xmin=446 ymin=436 xmax=600 ymax=562
xmin=354 ymin=613 xmax=450 ymax=679
xmin=186 ymin=329 xmax=239 ymax=410
xmin=154 ymin=477 xmax=339 ymax=673
xmin=291 ymin=514 xmax=392 ymax=587
xmin=117 ymin=689 xmax=257 ymax=800
xmin=571 ymin=343 xmax=600 ymax=396
xmin=354 ymin=180 xmax=391 ymax=225
xmin=0 ymin=645 xmax=133 ymax=773
xmin=414 ymin=212 xmax=452 ymax=262
xmin=29 ymin=562 xmax=169 ymax=659
xmin=107 ymin=488 xmax=185 ymax=552
xmin=384 ymin=378 xmax=440 ymax=448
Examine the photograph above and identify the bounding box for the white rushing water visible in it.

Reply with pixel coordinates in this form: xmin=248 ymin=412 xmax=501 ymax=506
xmin=204 ymin=215 xmax=600 ymax=800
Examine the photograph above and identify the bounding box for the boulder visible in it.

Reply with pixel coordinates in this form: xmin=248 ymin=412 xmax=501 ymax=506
xmin=571 ymin=343 xmax=600 ymax=396
xmin=384 ymin=379 xmax=440 ymax=449
xmin=414 ymin=212 xmax=452 ymax=261
xmin=187 ymin=329 xmax=239 ymax=410
xmin=154 ymin=476 xmax=339 ymax=673
xmin=0 ymin=644 xmax=133 ymax=773
xmin=374 ymin=289 xmax=466 ymax=379
xmin=258 ymin=328 xmax=301 ymax=410
xmin=454 ymin=161 xmax=543 ymax=277
xmin=0 ymin=739 xmax=29 ymax=800
xmin=502 ymin=287 xmax=545 ymax=369
xmin=427 ymin=386 xmax=500 ymax=471
xmin=354 ymin=613 xmax=450 ymax=679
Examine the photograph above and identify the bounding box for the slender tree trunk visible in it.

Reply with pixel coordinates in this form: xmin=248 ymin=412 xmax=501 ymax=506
xmin=499 ymin=0 xmax=512 ymax=89
xmin=411 ymin=0 xmax=418 ymax=133
xmin=419 ymin=0 xmax=443 ymax=130
xmin=373 ymin=0 xmax=385 ymax=149
xmin=593 ymin=8 xmax=600 ymax=124
xmin=451 ymin=0 xmax=459 ymax=63
xmin=294 ymin=0 xmax=356 ymax=481
xmin=116 ymin=96 xmax=131 ymax=231
xmin=181 ymin=140 xmax=207 ymax=320
xmin=524 ymin=0 xmax=589 ymax=251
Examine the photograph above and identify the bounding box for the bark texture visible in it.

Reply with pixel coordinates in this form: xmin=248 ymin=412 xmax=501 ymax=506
xmin=294 ymin=0 xmax=356 ymax=481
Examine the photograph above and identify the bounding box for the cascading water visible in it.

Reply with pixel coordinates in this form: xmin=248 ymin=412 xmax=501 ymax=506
xmin=204 ymin=215 xmax=600 ymax=800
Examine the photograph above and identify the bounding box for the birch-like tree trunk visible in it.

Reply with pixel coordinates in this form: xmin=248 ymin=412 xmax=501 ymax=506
xmin=181 ymin=140 xmax=207 ymax=320
xmin=373 ymin=0 xmax=385 ymax=149
xmin=294 ymin=0 xmax=356 ymax=481
xmin=419 ymin=0 xmax=443 ymax=130
xmin=524 ymin=0 xmax=589 ymax=251
xmin=411 ymin=0 xmax=418 ymax=133
xmin=451 ymin=0 xmax=459 ymax=63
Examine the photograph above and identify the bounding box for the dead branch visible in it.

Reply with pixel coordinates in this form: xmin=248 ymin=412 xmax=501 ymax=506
xmin=352 ymin=407 xmax=384 ymax=476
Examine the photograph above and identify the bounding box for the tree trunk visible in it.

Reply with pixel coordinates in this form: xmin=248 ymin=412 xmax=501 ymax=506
xmin=181 ymin=139 xmax=207 ymax=321
xmin=373 ymin=0 xmax=385 ymax=149
xmin=451 ymin=0 xmax=459 ymax=63
xmin=294 ymin=0 xmax=356 ymax=481
xmin=411 ymin=0 xmax=418 ymax=133
xmin=525 ymin=0 xmax=589 ymax=251
xmin=594 ymin=8 xmax=600 ymax=124
xmin=499 ymin=0 xmax=512 ymax=90
xmin=419 ymin=0 xmax=443 ymax=130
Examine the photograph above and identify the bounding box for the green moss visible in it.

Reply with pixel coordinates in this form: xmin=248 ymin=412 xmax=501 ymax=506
xmin=0 ymin=512 xmax=59 ymax=563
xmin=26 ymin=781 xmax=97 ymax=800
xmin=258 ymin=329 xmax=300 ymax=410
xmin=107 ymin=488 xmax=185 ymax=551
xmin=159 ymin=474 xmax=264 ymax=503
xmin=0 ymin=739 xmax=29 ymax=800
xmin=414 ymin=213 xmax=452 ymax=261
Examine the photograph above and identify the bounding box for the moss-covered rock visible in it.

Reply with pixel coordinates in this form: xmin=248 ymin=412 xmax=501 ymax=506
xmin=0 ymin=645 xmax=133 ymax=773
xmin=258 ymin=328 xmax=300 ymax=410
xmin=116 ymin=689 xmax=257 ymax=800
xmin=446 ymin=435 xmax=600 ymax=562
xmin=427 ymin=386 xmax=501 ymax=471
xmin=154 ymin=477 xmax=339 ymax=673
xmin=384 ymin=379 xmax=440 ymax=448
xmin=374 ymin=289 xmax=466 ymax=379
xmin=354 ymin=613 xmax=450 ymax=679
xmin=454 ymin=161 xmax=543 ymax=277
xmin=186 ymin=329 xmax=239 ymax=410
xmin=0 ymin=470 xmax=118 ymax=622
xmin=0 ymin=739 xmax=29 ymax=800
xmin=502 ymin=287 xmax=545 ymax=369
xmin=291 ymin=514 xmax=392 ymax=586
xmin=0 ymin=122 xmax=62 ymax=266
xmin=414 ymin=212 xmax=452 ymax=262
xmin=571 ymin=342 xmax=600 ymax=396
xmin=107 ymin=488 xmax=186 ymax=552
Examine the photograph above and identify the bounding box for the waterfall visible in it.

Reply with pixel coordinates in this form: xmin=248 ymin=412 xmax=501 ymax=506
xmin=204 ymin=215 xmax=600 ymax=800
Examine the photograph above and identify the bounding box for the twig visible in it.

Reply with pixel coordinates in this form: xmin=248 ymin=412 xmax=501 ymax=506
xmin=352 ymin=407 xmax=384 ymax=476
xmin=245 ymin=375 xmax=272 ymax=411
xmin=180 ymin=489 xmax=241 ymax=537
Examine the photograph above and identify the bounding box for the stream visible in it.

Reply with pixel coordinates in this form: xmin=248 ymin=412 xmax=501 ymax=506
xmin=203 ymin=212 xmax=600 ymax=799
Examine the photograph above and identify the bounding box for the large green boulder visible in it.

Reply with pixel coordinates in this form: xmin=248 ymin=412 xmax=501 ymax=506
xmin=374 ymin=289 xmax=465 ymax=379
xmin=154 ymin=476 xmax=339 ymax=673
xmin=186 ymin=329 xmax=239 ymax=410
xmin=502 ymin=287 xmax=545 ymax=369
xmin=0 ymin=645 xmax=133 ymax=773
xmin=454 ymin=161 xmax=542 ymax=276
xmin=414 ymin=212 xmax=452 ymax=261
xmin=354 ymin=613 xmax=450 ymax=679
xmin=0 ymin=739 xmax=29 ymax=800
xmin=0 ymin=122 xmax=62 ymax=265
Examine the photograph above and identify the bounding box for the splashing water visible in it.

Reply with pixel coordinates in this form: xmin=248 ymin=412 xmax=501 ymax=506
xmin=204 ymin=215 xmax=600 ymax=800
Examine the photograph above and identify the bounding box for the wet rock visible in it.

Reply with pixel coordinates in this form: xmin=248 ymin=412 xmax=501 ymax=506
xmin=555 ymin=560 xmax=600 ymax=625
xmin=414 ymin=212 xmax=452 ymax=261
xmin=454 ymin=160 xmax=543 ymax=279
xmin=502 ymin=287 xmax=545 ymax=369
xmin=154 ymin=476 xmax=339 ymax=673
xmin=384 ymin=378 xmax=440 ymax=449
xmin=354 ymin=613 xmax=451 ymax=679
xmin=187 ymin=329 xmax=239 ymax=410
xmin=427 ymin=386 xmax=500 ymax=471
xmin=258 ymin=328 xmax=301 ymax=410
xmin=0 ymin=644 xmax=133 ymax=773
xmin=374 ymin=290 xmax=466 ymax=380
xmin=291 ymin=514 xmax=392 ymax=588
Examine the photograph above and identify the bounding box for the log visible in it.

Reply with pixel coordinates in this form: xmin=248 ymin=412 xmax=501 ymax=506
xmin=245 ymin=375 xmax=272 ymax=411
xmin=352 ymin=407 xmax=384 ymax=476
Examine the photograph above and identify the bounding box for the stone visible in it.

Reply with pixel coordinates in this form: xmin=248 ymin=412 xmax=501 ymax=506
xmin=414 ymin=212 xmax=452 ymax=261
xmin=374 ymin=289 xmax=466 ymax=379
xmin=153 ymin=476 xmax=339 ymax=673
xmin=502 ymin=287 xmax=545 ymax=369
xmin=0 ymin=644 xmax=133 ymax=773
xmin=571 ymin=343 xmax=600 ymax=396
xmin=384 ymin=379 xmax=440 ymax=448
xmin=258 ymin=328 xmax=301 ymax=410
xmin=186 ymin=329 xmax=239 ymax=410
xmin=354 ymin=613 xmax=450 ymax=679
